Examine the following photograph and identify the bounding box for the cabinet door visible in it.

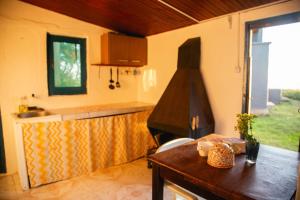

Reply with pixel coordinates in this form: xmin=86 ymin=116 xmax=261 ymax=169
xmin=128 ymin=37 xmax=147 ymax=66
xmin=108 ymin=34 xmax=129 ymax=65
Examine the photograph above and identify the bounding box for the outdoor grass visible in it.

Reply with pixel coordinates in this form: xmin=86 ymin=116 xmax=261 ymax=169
xmin=252 ymin=99 xmax=300 ymax=151
xmin=282 ymin=89 xmax=300 ymax=101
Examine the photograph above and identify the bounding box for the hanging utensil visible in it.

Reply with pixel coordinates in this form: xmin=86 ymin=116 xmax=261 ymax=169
xmin=109 ymin=67 xmax=115 ymax=90
xmin=116 ymin=68 xmax=121 ymax=88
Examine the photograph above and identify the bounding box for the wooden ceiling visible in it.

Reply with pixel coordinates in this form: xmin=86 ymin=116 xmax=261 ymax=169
xmin=21 ymin=0 xmax=280 ymax=36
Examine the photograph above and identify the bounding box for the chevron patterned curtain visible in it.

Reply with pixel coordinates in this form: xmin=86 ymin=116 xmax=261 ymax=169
xmin=22 ymin=110 xmax=156 ymax=187
xmin=90 ymin=110 xmax=156 ymax=170
xmin=22 ymin=119 xmax=91 ymax=187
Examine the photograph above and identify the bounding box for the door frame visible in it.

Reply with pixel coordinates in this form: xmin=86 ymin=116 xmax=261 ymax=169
xmin=242 ymin=11 xmax=300 ymax=113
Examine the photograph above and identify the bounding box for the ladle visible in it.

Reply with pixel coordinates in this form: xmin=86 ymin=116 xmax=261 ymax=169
xmin=109 ymin=68 xmax=115 ymax=89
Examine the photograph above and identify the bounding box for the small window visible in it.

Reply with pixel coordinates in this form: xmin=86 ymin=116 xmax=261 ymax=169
xmin=47 ymin=33 xmax=87 ymax=95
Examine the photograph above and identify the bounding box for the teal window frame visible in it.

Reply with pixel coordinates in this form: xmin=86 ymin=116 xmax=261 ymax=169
xmin=47 ymin=33 xmax=87 ymax=95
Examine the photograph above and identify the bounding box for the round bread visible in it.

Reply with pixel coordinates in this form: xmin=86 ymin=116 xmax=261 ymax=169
xmin=207 ymin=143 xmax=235 ymax=168
xmin=197 ymin=141 xmax=214 ymax=157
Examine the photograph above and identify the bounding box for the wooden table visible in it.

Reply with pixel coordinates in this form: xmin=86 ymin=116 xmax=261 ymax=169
xmin=148 ymin=142 xmax=299 ymax=200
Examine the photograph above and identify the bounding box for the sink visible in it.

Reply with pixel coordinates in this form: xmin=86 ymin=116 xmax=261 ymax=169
xmin=17 ymin=109 xmax=50 ymax=118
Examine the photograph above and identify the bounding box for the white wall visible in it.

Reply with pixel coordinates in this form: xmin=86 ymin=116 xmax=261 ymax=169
xmin=138 ymin=0 xmax=300 ymax=136
xmin=0 ymin=0 xmax=140 ymax=173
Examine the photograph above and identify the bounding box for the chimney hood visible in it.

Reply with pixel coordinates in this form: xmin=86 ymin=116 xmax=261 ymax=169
xmin=147 ymin=37 xmax=214 ymax=142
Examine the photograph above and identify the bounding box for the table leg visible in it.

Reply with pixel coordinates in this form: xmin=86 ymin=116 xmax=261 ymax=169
xmin=152 ymin=163 xmax=164 ymax=200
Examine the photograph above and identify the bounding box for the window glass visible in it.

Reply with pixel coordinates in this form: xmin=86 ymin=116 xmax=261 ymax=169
xmin=47 ymin=34 xmax=86 ymax=95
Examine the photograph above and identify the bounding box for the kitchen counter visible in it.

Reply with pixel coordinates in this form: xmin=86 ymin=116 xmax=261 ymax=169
xmin=12 ymin=101 xmax=155 ymax=190
xmin=13 ymin=102 xmax=154 ymax=123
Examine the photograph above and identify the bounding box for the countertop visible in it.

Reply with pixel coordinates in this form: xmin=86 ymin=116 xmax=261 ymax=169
xmin=13 ymin=102 xmax=154 ymax=123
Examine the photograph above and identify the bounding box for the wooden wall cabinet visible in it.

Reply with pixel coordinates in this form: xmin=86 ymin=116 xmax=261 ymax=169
xmin=101 ymin=32 xmax=147 ymax=67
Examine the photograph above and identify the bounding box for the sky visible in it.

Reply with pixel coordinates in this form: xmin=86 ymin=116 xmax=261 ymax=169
xmin=262 ymin=22 xmax=300 ymax=89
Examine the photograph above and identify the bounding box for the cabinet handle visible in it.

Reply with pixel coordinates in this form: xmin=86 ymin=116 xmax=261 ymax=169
xmin=118 ymin=59 xmax=128 ymax=62
xmin=131 ymin=60 xmax=141 ymax=63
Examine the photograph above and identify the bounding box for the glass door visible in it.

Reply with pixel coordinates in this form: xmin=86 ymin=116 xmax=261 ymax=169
xmin=244 ymin=12 xmax=300 ymax=151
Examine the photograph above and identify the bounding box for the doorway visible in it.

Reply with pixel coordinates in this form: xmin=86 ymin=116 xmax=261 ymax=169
xmin=0 ymin=109 xmax=6 ymax=173
xmin=244 ymin=12 xmax=300 ymax=151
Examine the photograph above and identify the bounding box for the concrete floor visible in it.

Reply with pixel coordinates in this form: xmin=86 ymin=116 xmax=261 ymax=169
xmin=0 ymin=159 xmax=175 ymax=200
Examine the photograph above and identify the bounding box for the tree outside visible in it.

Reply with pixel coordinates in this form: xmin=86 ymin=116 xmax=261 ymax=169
xmin=53 ymin=42 xmax=81 ymax=88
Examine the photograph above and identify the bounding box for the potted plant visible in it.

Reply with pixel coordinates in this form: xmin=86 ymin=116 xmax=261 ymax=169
xmin=234 ymin=113 xmax=260 ymax=164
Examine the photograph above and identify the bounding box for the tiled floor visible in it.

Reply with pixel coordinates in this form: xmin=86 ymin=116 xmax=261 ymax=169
xmin=0 ymin=159 xmax=174 ymax=200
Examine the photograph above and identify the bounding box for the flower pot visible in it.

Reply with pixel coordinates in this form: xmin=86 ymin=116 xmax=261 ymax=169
xmin=245 ymin=141 xmax=260 ymax=164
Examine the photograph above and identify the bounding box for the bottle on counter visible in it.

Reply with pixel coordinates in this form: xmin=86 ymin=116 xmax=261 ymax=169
xmin=19 ymin=96 xmax=28 ymax=113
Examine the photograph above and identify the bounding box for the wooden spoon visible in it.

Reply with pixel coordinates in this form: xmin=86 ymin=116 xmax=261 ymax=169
xmin=116 ymin=68 xmax=121 ymax=88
